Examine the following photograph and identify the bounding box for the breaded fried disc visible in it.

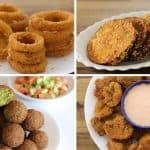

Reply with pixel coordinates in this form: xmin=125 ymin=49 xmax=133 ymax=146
xmin=29 ymin=10 xmax=74 ymax=31
xmin=28 ymin=23 xmax=73 ymax=43
xmin=46 ymin=38 xmax=73 ymax=57
xmin=0 ymin=3 xmax=28 ymax=32
xmin=87 ymin=19 xmax=137 ymax=65
xmin=0 ymin=20 xmax=12 ymax=59
xmin=8 ymin=58 xmax=47 ymax=73
xmin=8 ymin=48 xmax=46 ymax=65
xmin=126 ymin=17 xmax=149 ymax=60
xmin=9 ymin=32 xmax=45 ymax=53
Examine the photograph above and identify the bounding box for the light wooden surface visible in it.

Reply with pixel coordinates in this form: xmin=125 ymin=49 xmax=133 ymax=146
xmin=77 ymin=0 xmax=150 ymax=74
xmin=77 ymin=77 xmax=99 ymax=150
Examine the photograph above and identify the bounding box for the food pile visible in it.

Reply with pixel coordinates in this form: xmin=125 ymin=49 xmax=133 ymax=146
xmin=0 ymin=3 xmax=74 ymax=73
xmin=8 ymin=32 xmax=47 ymax=73
xmin=28 ymin=10 xmax=74 ymax=57
xmin=87 ymin=16 xmax=150 ymax=65
xmin=91 ymin=76 xmax=150 ymax=150
xmin=15 ymin=76 xmax=69 ymax=99
xmin=0 ymin=99 xmax=48 ymax=150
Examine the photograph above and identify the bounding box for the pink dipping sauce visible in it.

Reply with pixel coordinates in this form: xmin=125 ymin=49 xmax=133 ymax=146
xmin=125 ymin=83 xmax=150 ymax=126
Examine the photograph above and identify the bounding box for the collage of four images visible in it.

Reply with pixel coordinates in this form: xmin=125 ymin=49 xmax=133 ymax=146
xmin=0 ymin=0 xmax=150 ymax=150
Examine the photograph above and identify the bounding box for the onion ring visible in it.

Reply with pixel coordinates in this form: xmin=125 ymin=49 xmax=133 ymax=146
xmin=8 ymin=57 xmax=47 ymax=74
xmin=0 ymin=19 xmax=12 ymax=59
xmin=0 ymin=3 xmax=28 ymax=32
xmin=29 ymin=10 xmax=74 ymax=31
xmin=46 ymin=38 xmax=73 ymax=57
xmin=8 ymin=49 xmax=45 ymax=65
xmin=28 ymin=24 xmax=73 ymax=43
xmin=9 ymin=32 xmax=45 ymax=53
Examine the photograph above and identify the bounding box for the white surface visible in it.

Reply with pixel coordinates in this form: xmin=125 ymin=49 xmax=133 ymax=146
xmin=8 ymin=76 xmax=74 ymax=102
xmin=84 ymin=76 xmax=108 ymax=150
xmin=0 ymin=77 xmax=75 ymax=150
xmin=0 ymin=52 xmax=74 ymax=74
xmin=77 ymin=11 xmax=150 ymax=71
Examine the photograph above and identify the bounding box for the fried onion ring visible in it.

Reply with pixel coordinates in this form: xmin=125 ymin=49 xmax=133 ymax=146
xmin=8 ymin=57 xmax=47 ymax=74
xmin=8 ymin=49 xmax=45 ymax=65
xmin=46 ymin=38 xmax=73 ymax=57
xmin=0 ymin=19 xmax=12 ymax=59
xmin=9 ymin=32 xmax=45 ymax=53
xmin=28 ymin=24 xmax=73 ymax=43
xmin=29 ymin=10 xmax=74 ymax=32
xmin=0 ymin=3 xmax=28 ymax=32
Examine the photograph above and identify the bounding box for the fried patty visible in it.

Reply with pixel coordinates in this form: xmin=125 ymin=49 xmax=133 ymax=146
xmin=87 ymin=19 xmax=137 ymax=65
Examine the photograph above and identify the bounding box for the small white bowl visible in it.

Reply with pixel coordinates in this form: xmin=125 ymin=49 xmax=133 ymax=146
xmin=8 ymin=76 xmax=74 ymax=103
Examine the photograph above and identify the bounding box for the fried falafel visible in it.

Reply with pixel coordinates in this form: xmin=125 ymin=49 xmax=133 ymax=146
xmin=2 ymin=123 xmax=25 ymax=148
xmin=0 ymin=144 xmax=12 ymax=150
xmin=23 ymin=109 xmax=44 ymax=131
xmin=4 ymin=100 xmax=27 ymax=123
xmin=29 ymin=130 xmax=48 ymax=149
xmin=15 ymin=139 xmax=38 ymax=150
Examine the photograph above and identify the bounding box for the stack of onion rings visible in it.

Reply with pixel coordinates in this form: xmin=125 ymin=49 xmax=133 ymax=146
xmin=0 ymin=3 xmax=28 ymax=32
xmin=8 ymin=32 xmax=47 ymax=73
xmin=0 ymin=19 xmax=12 ymax=59
xmin=28 ymin=10 xmax=74 ymax=57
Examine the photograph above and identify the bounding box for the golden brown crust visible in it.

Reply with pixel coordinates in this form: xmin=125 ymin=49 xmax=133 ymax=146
xmin=0 ymin=3 xmax=28 ymax=32
xmin=0 ymin=19 xmax=12 ymax=60
xmin=8 ymin=32 xmax=45 ymax=53
xmin=8 ymin=48 xmax=46 ymax=65
xmin=29 ymin=10 xmax=74 ymax=31
xmin=87 ymin=19 xmax=137 ymax=65
xmin=28 ymin=23 xmax=73 ymax=43
xmin=104 ymin=115 xmax=134 ymax=140
xmin=8 ymin=57 xmax=47 ymax=73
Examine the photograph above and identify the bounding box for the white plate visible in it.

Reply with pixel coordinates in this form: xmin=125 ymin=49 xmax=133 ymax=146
xmin=77 ymin=11 xmax=150 ymax=71
xmin=84 ymin=76 xmax=107 ymax=150
xmin=8 ymin=76 xmax=74 ymax=102
xmin=0 ymin=52 xmax=74 ymax=74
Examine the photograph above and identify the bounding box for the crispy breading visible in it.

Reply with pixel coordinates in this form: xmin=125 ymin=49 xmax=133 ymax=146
xmin=104 ymin=115 xmax=134 ymax=140
xmin=94 ymin=101 xmax=113 ymax=119
xmin=116 ymin=76 xmax=142 ymax=88
xmin=137 ymin=134 xmax=150 ymax=150
xmin=91 ymin=116 xmax=105 ymax=136
xmin=8 ymin=57 xmax=47 ymax=74
xmin=87 ymin=19 xmax=137 ymax=65
xmin=107 ymin=139 xmax=126 ymax=150
xmin=102 ymin=82 xmax=122 ymax=107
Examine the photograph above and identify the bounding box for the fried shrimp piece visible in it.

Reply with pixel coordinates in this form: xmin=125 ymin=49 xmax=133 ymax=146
xmin=87 ymin=19 xmax=137 ymax=65
xmin=104 ymin=115 xmax=134 ymax=140
xmin=102 ymin=82 xmax=122 ymax=107
xmin=107 ymin=139 xmax=126 ymax=150
xmin=116 ymin=76 xmax=142 ymax=88
xmin=94 ymin=101 xmax=113 ymax=119
xmin=137 ymin=134 xmax=150 ymax=150
xmin=94 ymin=77 xmax=117 ymax=99
xmin=91 ymin=117 xmax=105 ymax=136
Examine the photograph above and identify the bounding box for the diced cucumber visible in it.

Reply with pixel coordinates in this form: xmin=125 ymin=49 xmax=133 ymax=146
xmin=42 ymin=89 xmax=48 ymax=94
xmin=54 ymin=86 xmax=59 ymax=95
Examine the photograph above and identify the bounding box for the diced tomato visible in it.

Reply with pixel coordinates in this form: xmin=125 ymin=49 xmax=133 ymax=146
xmin=29 ymin=77 xmax=37 ymax=85
xmin=15 ymin=84 xmax=23 ymax=90
xmin=18 ymin=87 xmax=29 ymax=95
xmin=59 ymin=88 xmax=65 ymax=94
xmin=15 ymin=77 xmax=26 ymax=84
xmin=38 ymin=93 xmax=49 ymax=99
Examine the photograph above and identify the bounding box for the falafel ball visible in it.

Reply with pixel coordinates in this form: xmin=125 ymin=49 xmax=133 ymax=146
xmin=15 ymin=139 xmax=38 ymax=150
xmin=23 ymin=109 xmax=44 ymax=131
xmin=0 ymin=144 xmax=12 ymax=150
xmin=29 ymin=130 xmax=48 ymax=149
xmin=2 ymin=123 xmax=25 ymax=148
xmin=4 ymin=100 xmax=27 ymax=123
